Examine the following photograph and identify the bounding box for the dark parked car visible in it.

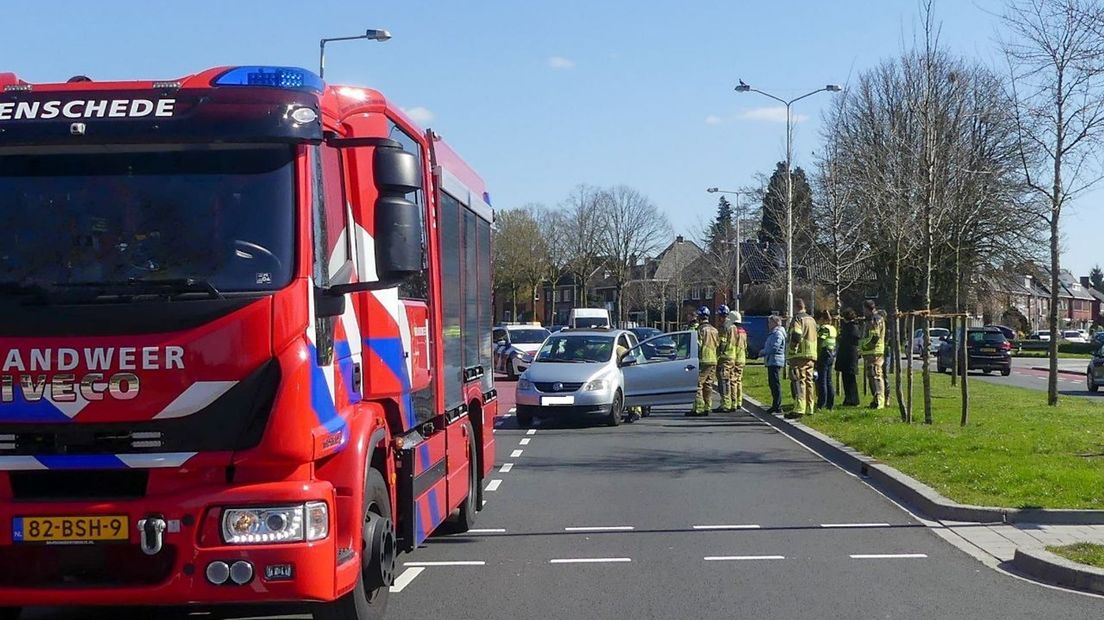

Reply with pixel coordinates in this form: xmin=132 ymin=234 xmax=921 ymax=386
xmin=629 ymin=327 xmax=676 ymax=359
xmin=1087 ymin=344 xmax=1104 ymax=393
xmin=937 ymin=327 xmax=1012 ymax=376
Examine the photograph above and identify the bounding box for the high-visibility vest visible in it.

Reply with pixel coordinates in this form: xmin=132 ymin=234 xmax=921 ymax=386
xmin=787 ymin=313 xmax=818 ymax=361
xmin=818 ymin=324 xmax=838 ymax=352
xmin=699 ymin=324 xmax=719 ymax=365
xmin=860 ymin=314 xmax=886 ymax=356
xmin=733 ymin=327 xmax=748 ymax=365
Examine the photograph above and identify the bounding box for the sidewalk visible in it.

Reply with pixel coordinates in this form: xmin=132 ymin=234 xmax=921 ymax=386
xmin=945 ymin=522 xmax=1104 ymax=563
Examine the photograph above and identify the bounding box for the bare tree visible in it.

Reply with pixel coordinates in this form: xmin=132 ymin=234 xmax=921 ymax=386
xmin=1002 ymin=0 xmax=1104 ymax=406
xmin=492 ymin=207 xmax=545 ymax=320
xmin=596 ymin=185 xmax=673 ymax=325
xmin=560 ymin=184 xmax=606 ymax=305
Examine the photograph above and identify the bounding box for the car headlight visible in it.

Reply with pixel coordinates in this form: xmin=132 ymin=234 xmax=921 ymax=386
xmin=583 ymin=378 xmax=608 ymax=391
xmin=517 ymin=378 xmax=533 ymax=391
xmin=221 ymin=502 xmax=328 ymax=544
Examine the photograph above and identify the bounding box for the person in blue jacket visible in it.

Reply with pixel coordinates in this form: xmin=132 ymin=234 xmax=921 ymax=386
xmin=761 ymin=315 xmax=787 ymax=414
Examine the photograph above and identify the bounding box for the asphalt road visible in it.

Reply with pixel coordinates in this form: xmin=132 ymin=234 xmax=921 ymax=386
xmin=19 ymin=378 xmax=1104 ymax=619
xmin=906 ymin=354 xmax=1099 ymax=398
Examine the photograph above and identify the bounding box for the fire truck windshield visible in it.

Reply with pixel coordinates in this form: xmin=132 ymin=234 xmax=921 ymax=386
xmin=0 ymin=144 xmax=295 ymax=295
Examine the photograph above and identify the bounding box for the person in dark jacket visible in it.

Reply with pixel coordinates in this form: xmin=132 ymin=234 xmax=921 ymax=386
xmin=835 ymin=308 xmax=862 ymax=406
xmin=761 ymin=315 xmax=787 ymax=414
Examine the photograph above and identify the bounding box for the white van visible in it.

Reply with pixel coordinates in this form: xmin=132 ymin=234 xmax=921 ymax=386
xmin=568 ymin=308 xmax=612 ymax=329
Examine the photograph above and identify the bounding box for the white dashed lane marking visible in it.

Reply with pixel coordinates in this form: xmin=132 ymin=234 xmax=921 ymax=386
xmin=519 ymin=438 xmax=531 ymax=445
xmin=549 ymin=557 xmax=632 ymax=564
xmin=564 ymin=526 xmax=635 ymax=532
xmin=705 ymin=555 xmax=785 ymax=561
xmin=389 ymin=567 xmax=424 ymax=592
xmin=467 ymin=528 xmax=507 ymax=534
xmin=510 ymin=449 xmax=524 ymax=458
xmin=526 ymin=429 xmax=537 ymax=435
xmin=499 ymin=462 xmax=514 ymax=473
xmin=820 ymin=523 xmax=891 ymax=528
xmin=405 ymin=561 xmax=486 ymax=567
xmin=485 ymin=479 xmax=502 ymax=492
xmin=850 ymin=553 xmax=927 ymax=559
xmin=692 ymin=524 xmax=761 ymax=530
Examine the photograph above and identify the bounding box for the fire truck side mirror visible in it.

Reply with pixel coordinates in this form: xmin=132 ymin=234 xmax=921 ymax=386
xmin=373 ymin=145 xmax=423 ymax=279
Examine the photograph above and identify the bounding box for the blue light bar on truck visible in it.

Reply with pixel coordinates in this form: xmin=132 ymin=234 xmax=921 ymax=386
xmin=213 ymin=66 xmax=325 ymax=93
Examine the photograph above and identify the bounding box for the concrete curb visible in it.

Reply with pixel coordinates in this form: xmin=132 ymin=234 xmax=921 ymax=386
xmin=1029 ymin=366 xmax=1086 ymax=377
xmin=1011 ymin=546 xmax=1104 ymax=595
xmin=743 ymin=397 xmax=1104 ymax=525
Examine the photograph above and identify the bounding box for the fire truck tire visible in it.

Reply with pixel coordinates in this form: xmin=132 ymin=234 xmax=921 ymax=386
xmin=0 ymin=607 xmax=20 ymax=620
xmin=316 ymin=468 xmax=393 ymax=620
xmin=607 ymin=391 xmax=624 ymax=427
xmin=448 ymin=428 xmax=479 ymax=533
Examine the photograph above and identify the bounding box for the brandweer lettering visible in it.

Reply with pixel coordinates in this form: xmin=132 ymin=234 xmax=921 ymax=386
xmin=0 ymin=346 xmax=184 ymax=403
xmin=0 ymin=98 xmax=176 ymax=121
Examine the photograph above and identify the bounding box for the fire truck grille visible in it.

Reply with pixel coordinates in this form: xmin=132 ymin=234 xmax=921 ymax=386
xmin=0 ymin=544 xmax=176 ymax=588
xmin=9 ymin=470 xmax=148 ymax=500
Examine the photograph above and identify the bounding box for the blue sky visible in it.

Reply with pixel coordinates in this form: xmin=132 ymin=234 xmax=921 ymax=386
xmin=2 ymin=0 xmax=1097 ymax=276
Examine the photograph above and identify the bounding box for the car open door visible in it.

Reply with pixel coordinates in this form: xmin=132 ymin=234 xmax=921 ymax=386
xmin=621 ymin=331 xmax=699 ymax=407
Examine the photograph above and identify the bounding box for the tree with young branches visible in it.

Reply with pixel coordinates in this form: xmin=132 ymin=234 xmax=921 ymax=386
xmin=559 ymin=184 xmax=607 ymax=305
xmin=596 ymin=185 xmax=672 ymax=324
xmin=1001 ymin=0 xmax=1104 ymax=406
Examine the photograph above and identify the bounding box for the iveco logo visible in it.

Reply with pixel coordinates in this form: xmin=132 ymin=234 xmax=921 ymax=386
xmin=552 ymin=382 xmax=563 ymax=392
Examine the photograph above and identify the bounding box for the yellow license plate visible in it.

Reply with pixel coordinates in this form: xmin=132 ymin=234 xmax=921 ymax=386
xmin=13 ymin=515 xmax=129 ymax=544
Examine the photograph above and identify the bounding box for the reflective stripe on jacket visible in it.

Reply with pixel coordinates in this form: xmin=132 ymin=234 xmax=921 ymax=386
xmin=860 ymin=314 xmax=886 ymax=356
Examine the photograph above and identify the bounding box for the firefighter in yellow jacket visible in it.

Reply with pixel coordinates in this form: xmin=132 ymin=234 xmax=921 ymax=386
xmin=860 ymin=299 xmax=886 ymax=409
xmin=691 ymin=306 xmax=719 ymax=416
xmin=716 ymin=305 xmax=748 ymax=412
xmin=786 ymin=298 xmax=819 ymax=419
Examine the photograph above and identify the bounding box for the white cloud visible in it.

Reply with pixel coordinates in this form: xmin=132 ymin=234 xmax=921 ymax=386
xmin=547 ymin=56 xmax=575 ymax=70
xmin=402 ymin=106 xmax=435 ymax=126
xmin=705 ymin=114 xmax=724 ymax=125
xmin=740 ymin=106 xmax=809 ymax=124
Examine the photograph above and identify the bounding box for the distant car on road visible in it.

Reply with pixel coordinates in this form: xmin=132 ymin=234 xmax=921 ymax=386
xmin=1087 ymin=344 xmax=1104 ymax=393
xmin=1061 ymin=330 xmax=1090 ymax=344
xmin=937 ymin=327 xmax=1012 ymax=376
xmin=567 ymin=308 xmax=612 ymax=329
xmin=911 ymin=327 xmax=950 ymax=356
xmin=493 ymin=325 xmax=551 ymax=380
xmin=515 ymin=329 xmax=698 ymax=427
xmin=1030 ymin=330 xmax=1052 ymax=341
xmin=986 ymin=324 xmax=1016 ymax=341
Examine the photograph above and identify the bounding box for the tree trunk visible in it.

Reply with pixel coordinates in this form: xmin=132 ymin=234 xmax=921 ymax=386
xmin=893 ymin=260 xmax=906 ymax=420
xmin=921 ymin=314 xmax=933 ymax=425
xmin=951 ymin=247 xmax=960 ymax=386
xmin=906 ymin=314 xmax=914 ymax=424
xmin=1048 ymin=219 xmax=1060 ymax=406
xmin=960 ymin=315 xmax=969 ymax=426
xmin=511 ymin=288 xmax=518 ymax=322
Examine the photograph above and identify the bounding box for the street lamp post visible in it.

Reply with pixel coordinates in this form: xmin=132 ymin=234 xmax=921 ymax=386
xmin=734 ymin=82 xmax=841 ymax=318
xmin=319 ymin=29 xmax=392 ymax=79
xmin=706 ymin=187 xmax=754 ymax=312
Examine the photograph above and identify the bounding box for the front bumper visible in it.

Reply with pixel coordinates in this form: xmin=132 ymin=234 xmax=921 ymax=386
xmin=0 ymin=478 xmax=343 ymax=606
xmin=516 ymin=385 xmax=614 ymax=415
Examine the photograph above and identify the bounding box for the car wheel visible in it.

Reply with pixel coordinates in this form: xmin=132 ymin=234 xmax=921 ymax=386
xmin=983 ymin=369 xmax=992 ymax=375
xmin=1000 ymin=368 xmax=1011 ymax=377
xmin=315 ymin=469 xmax=394 ymax=620
xmin=516 ymin=407 xmax=534 ymax=428
xmin=1089 ymin=374 xmax=1099 ymax=393
xmin=937 ymin=362 xmax=946 ymax=374
xmin=607 ymin=391 xmax=623 ymax=427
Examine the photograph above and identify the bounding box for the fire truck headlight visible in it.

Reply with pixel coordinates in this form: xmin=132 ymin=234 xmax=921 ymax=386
xmin=221 ymin=505 xmax=305 ymax=544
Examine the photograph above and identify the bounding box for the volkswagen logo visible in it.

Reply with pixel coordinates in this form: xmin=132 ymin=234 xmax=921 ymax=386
xmin=552 ymin=382 xmax=563 ymax=392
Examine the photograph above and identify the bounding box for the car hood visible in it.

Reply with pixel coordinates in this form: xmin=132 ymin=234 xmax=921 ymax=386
xmin=510 ymin=343 xmax=542 ymax=355
xmin=523 ymin=360 xmax=612 ymax=383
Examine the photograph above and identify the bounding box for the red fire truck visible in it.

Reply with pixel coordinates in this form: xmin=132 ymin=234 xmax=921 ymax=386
xmin=0 ymin=66 xmax=496 ymax=619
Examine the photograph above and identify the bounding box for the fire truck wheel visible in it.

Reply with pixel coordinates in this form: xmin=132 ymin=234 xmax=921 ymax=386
xmin=0 ymin=607 xmax=20 ymax=620
xmin=317 ymin=468 xmax=393 ymax=620
xmin=452 ymin=428 xmax=479 ymax=533
xmin=607 ymin=391 xmax=624 ymax=427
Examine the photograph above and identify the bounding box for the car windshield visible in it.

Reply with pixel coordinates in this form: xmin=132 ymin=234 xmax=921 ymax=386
xmin=535 ymin=334 xmax=614 ymax=363
xmin=573 ymin=317 xmax=609 ymax=329
xmin=931 ymin=328 xmax=949 ymax=338
xmin=0 ymin=144 xmax=295 ymax=293
xmin=509 ymin=328 xmax=550 ymax=344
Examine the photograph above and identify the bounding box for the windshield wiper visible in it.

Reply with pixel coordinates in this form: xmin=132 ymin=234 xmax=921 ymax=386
xmin=55 ymin=277 xmax=225 ymax=300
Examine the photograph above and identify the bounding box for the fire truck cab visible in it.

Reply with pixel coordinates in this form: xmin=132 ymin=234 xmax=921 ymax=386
xmin=0 ymin=66 xmax=496 ymax=619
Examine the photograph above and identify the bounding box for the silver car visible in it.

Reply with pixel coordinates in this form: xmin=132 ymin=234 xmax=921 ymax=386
xmin=515 ymin=329 xmax=700 ymax=427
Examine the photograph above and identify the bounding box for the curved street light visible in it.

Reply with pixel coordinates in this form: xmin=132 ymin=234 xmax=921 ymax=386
xmin=319 ymin=29 xmax=392 ymax=79
xmin=706 ymin=188 xmax=756 ymax=312
xmin=735 ymin=82 xmax=842 ymax=318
